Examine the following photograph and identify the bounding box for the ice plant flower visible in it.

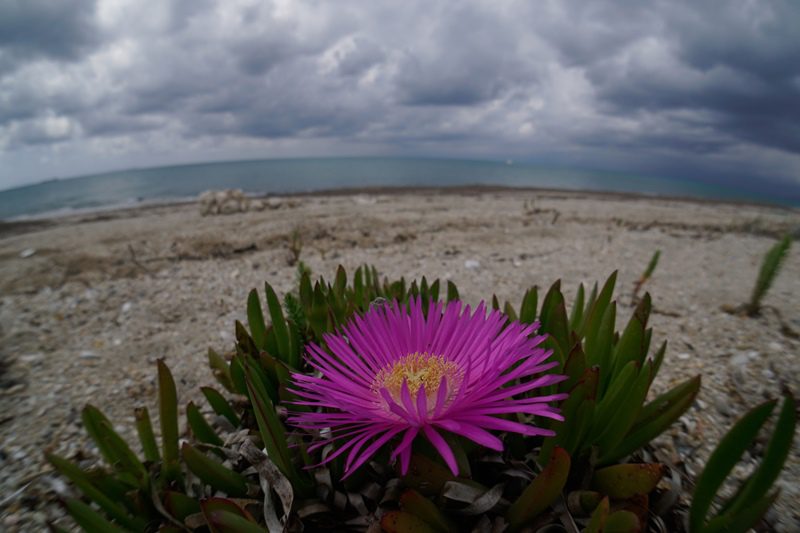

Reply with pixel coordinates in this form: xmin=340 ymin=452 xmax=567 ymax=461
xmin=288 ymin=298 xmax=567 ymax=477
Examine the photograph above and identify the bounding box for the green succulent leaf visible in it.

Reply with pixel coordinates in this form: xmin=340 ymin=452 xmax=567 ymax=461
xmin=399 ymin=489 xmax=457 ymax=532
xmin=591 ymin=463 xmax=664 ymax=499
xmin=585 ymin=496 xmax=610 ymax=533
xmin=605 ymin=510 xmax=642 ymax=533
xmin=264 ymin=282 xmax=295 ymax=367
xmin=81 ymin=405 xmax=147 ymax=487
xmin=519 ymin=286 xmax=538 ymax=324
xmin=701 ymin=491 xmax=779 ymax=533
xmin=604 ymin=375 xmax=700 ymax=463
xmin=187 ymin=401 xmax=224 ymax=447
xmin=63 ymin=498 xmax=128 ymax=532
xmin=246 ymin=288 xmax=268 ymax=351
xmin=722 ymin=393 xmax=796 ymax=517
xmin=591 ymin=360 xmax=638 ymax=438
xmin=539 ymin=280 xmax=570 ymax=358
xmin=569 ymin=282 xmax=585 ymax=331
xmin=228 ymin=355 xmax=248 ymax=395
xmin=133 ymin=407 xmax=159 ymax=463
xmin=242 ymin=360 xmax=303 ymax=493
xmin=162 ymin=490 xmax=201 ymax=521
xmin=506 ymin=446 xmax=570 ymax=531
xmin=46 ymin=453 xmax=144 ymax=530
xmin=181 ymin=443 xmax=249 ymax=497
xmin=201 ymin=386 xmax=241 ymax=427
xmin=747 ymin=234 xmax=791 ymax=315
xmin=580 ymin=271 xmax=617 ymax=341
xmin=611 ymin=293 xmax=651 ymax=378
xmin=158 ymin=359 xmax=181 ymax=486
xmin=208 ymin=348 xmax=234 ymax=392
xmin=201 ymin=497 xmax=263 ymax=533
xmin=540 ymin=367 xmax=598 ymax=463
xmin=595 ymin=362 xmax=652 ymax=460
xmin=585 ymin=301 xmax=616 ymax=390
xmin=689 ymin=399 xmax=777 ymax=531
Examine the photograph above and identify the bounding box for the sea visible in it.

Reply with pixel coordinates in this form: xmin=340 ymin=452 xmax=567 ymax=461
xmin=1 ymin=157 xmax=797 ymax=220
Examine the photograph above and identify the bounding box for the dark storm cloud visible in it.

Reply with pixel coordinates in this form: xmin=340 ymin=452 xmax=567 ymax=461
xmin=0 ymin=0 xmax=799 ymax=188
xmin=545 ymin=0 xmax=800 ymax=157
xmin=0 ymin=0 xmax=100 ymax=71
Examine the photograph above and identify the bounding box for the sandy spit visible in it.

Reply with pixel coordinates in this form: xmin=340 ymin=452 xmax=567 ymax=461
xmin=0 ymin=187 xmax=798 ymax=531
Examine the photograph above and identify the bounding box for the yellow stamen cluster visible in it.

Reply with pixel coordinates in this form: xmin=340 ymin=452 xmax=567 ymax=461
xmin=373 ymin=352 xmax=460 ymax=404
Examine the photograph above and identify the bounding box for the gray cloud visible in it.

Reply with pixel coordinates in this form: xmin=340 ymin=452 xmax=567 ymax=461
xmin=0 ymin=0 xmax=100 ymax=71
xmin=0 ymin=0 xmax=799 ymax=191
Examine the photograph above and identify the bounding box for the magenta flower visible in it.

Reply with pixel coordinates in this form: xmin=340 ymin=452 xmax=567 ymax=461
xmin=288 ymin=298 xmax=567 ymax=477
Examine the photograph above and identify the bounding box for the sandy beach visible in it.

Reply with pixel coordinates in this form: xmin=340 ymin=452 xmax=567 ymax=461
xmin=1 ymin=188 xmax=799 ymax=531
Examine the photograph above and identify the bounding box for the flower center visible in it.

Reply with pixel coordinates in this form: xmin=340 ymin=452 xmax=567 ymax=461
xmin=373 ymin=352 xmax=460 ymax=405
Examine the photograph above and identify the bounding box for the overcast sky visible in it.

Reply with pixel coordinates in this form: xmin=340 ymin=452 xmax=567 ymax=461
xmin=1 ymin=0 xmax=799 ymax=191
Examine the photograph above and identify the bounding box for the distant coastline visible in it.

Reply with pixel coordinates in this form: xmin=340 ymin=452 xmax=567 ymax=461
xmin=1 ymin=157 xmax=798 ymax=220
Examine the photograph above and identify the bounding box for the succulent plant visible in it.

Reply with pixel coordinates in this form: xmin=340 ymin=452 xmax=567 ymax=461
xmin=47 ymin=265 xmax=796 ymax=532
xmin=745 ymin=234 xmax=791 ymax=316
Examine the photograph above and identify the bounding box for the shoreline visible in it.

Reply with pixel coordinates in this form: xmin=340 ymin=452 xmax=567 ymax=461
xmin=2 ymin=184 xmax=797 ymax=238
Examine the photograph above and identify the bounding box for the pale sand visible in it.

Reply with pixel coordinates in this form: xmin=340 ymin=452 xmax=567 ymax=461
xmin=1 ymin=188 xmax=798 ymax=530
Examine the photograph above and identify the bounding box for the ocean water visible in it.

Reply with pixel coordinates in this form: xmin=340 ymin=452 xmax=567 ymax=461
xmin=0 ymin=157 xmax=796 ymax=219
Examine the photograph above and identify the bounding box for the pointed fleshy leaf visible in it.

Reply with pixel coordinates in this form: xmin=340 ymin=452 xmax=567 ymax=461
xmin=80 ymin=405 xmax=121 ymax=471
xmin=585 ymin=302 xmax=616 ymax=392
xmin=429 ymin=279 xmax=440 ymax=302
xmin=519 ymin=286 xmax=538 ymax=324
xmin=539 ymin=280 xmax=570 ymax=356
xmin=569 ymin=283 xmax=585 ymax=331
xmin=506 ymin=447 xmax=570 ymax=531
xmin=208 ymin=348 xmax=234 ymax=392
xmin=722 ymin=393 xmax=796 ymax=517
xmin=201 ymin=386 xmax=241 ymax=428
xmin=264 ymin=282 xmax=291 ymax=364
xmin=158 ymin=359 xmax=180 ymax=486
xmin=400 ymin=489 xmax=457 ymax=532
xmin=559 ymin=343 xmax=587 ymax=393
xmin=163 ymin=490 xmax=201 ymax=521
xmin=539 ymin=367 xmax=598 ymax=464
xmin=63 ymin=498 xmax=127 ymax=532
xmin=134 ymin=407 xmax=160 ymax=463
xmin=46 ymin=453 xmax=144 ymax=530
xmin=503 ymin=301 xmax=518 ymax=322
xmin=649 ymin=341 xmax=667 ymax=384
xmin=228 ymin=355 xmax=248 ymax=395
xmin=247 ymin=289 xmax=268 ymax=350
xmin=577 ymin=281 xmax=598 ymax=335
xmin=242 ymin=362 xmax=297 ymax=486
xmin=235 ymin=320 xmax=258 ymax=358
xmin=702 ymin=491 xmax=779 ymax=533
xmin=567 ymin=490 xmax=603 ymax=516
xmin=612 ymin=293 xmax=651 ymax=378
xmin=201 ymin=498 xmax=262 ymax=533
xmin=580 ymin=271 xmax=617 ymax=340
xmin=585 ymin=496 xmax=610 ymax=533
xmin=591 ymin=463 xmax=664 ymax=499
xmin=605 ymin=510 xmax=641 ymax=533
xmin=591 ymin=361 xmax=638 ymax=439
xmin=606 ymin=375 xmax=700 ymax=462
xmin=689 ymin=399 xmax=777 ymax=531
xmin=182 ymin=443 xmax=249 ymax=497
xmin=187 ymin=401 xmax=224 ymax=447
xmin=596 ymin=362 xmax=652 ymax=460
